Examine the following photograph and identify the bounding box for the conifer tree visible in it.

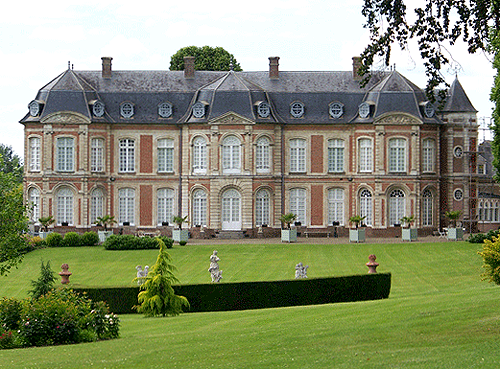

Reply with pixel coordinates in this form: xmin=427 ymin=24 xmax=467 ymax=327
xmin=29 ymin=260 xmax=56 ymax=299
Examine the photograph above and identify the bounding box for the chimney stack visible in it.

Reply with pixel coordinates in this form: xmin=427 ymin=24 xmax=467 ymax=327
xmin=269 ymin=56 xmax=280 ymax=79
xmin=101 ymin=57 xmax=113 ymax=79
xmin=352 ymin=56 xmax=362 ymax=81
xmin=184 ymin=56 xmax=195 ymax=79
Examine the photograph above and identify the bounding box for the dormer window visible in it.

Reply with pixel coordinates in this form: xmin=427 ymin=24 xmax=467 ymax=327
xmin=192 ymin=102 xmax=205 ymax=118
xmin=290 ymin=102 xmax=304 ymax=118
xmin=158 ymin=102 xmax=173 ymax=118
xmin=120 ymin=102 xmax=134 ymax=118
xmin=424 ymin=102 xmax=435 ymax=118
xmin=28 ymin=100 xmax=40 ymax=117
xmin=257 ymin=102 xmax=270 ymax=118
xmin=358 ymin=103 xmax=370 ymax=118
xmin=329 ymin=102 xmax=344 ymax=118
xmin=93 ymin=101 xmax=105 ymax=117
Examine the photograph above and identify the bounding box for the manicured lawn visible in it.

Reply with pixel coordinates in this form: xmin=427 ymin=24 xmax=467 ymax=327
xmin=1 ymin=241 xmax=499 ymax=368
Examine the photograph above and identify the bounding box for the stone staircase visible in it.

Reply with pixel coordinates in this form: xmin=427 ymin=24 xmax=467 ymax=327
xmin=216 ymin=230 xmax=246 ymax=239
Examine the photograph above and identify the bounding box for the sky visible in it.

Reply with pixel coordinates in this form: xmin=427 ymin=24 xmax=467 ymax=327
xmin=0 ymin=0 xmax=495 ymax=159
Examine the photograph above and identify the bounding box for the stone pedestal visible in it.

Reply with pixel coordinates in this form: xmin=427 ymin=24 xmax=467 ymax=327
xmin=366 ymin=254 xmax=379 ymax=274
xmin=59 ymin=263 xmax=72 ymax=284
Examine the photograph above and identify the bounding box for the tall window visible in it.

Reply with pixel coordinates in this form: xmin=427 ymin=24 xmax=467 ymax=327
xmin=290 ymin=188 xmax=307 ymax=225
xmin=290 ymin=139 xmax=306 ymax=173
xmin=389 ymin=138 xmax=406 ymax=172
xmin=389 ymin=189 xmax=405 ymax=226
xmin=158 ymin=138 xmax=174 ymax=173
xmin=422 ymin=189 xmax=433 ymax=226
xmin=359 ymin=138 xmax=373 ymax=172
xmin=222 ymin=136 xmax=241 ymax=174
xmin=57 ymin=137 xmax=74 ymax=172
xmin=157 ymin=188 xmax=174 ymax=225
xmin=328 ymin=188 xmax=344 ymax=225
xmin=192 ymin=136 xmax=207 ymax=174
xmin=28 ymin=188 xmax=40 ymax=223
xmin=192 ymin=189 xmax=207 ymax=226
xmin=119 ymin=139 xmax=135 ymax=172
xmin=91 ymin=138 xmax=104 ymax=172
xmin=90 ymin=188 xmax=104 ymax=223
xmin=256 ymin=137 xmax=271 ymax=173
xmin=328 ymin=139 xmax=344 ymax=173
xmin=422 ymin=139 xmax=435 ymax=173
xmin=118 ymin=188 xmax=135 ymax=225
xmin=56 ymin=187 xmax=73 ymax=225
xmin=29 ymin=137 xmax=41 ymax=172
xmin=359 ymin=189 xmax=373 ymax=226
xmin=255 ymin=189 xmax=270 ymax=226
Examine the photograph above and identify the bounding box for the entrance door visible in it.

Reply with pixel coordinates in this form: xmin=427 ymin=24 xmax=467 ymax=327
xmin=221 ymin=189 xmax=241 ymax=230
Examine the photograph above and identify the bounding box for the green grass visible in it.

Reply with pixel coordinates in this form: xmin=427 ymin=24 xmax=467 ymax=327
xmin=1 ymin=241 xmax=499 ymax=368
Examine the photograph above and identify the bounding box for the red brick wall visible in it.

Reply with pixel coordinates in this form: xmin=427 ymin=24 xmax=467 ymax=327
xmin=140 ymin=135 xmax=153 ymax=173
xmin=311 ymin=135 xmax=323 ymax=173
xmin=140 ymin=185 xmax=152 ymax=225
xmin=311 ymin=185 xmax=323 ymax=225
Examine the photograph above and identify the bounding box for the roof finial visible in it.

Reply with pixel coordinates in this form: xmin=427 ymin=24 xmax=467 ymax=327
xmin=68 ymin=61 xmax=71 ymax=70
xmin=229 ymin=58 xmax=234 ymax=71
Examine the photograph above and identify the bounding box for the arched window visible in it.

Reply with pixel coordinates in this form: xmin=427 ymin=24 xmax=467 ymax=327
xmin=118 ymin=188 xmax=135 ymax=225
xmin=28 ymin=187 xmax=40 ymax=223
xmin=328 ymin=139 xmax=344 ymax=173
xmin=90 ymin=188 xmax=104 ymax=224
xmin=290 ymin=139 xmax=306 ymax=173
xmin=422 ymin=139 xmax=435 ymax=173
xmin=495 ymin=202 xmax=499 ymax=222
xmin=328 ymin=188 xmax=344 ymax=226
xmin=192 ymin=136 xmax=207 ymax=174
xmin=359 ymin=189 xmax=373 ymax=226
xmin=389 ymin=138 xmax=406 ymax=173
xmin=389 ymin=189 xmax=405 ymax=226
xmin=422 ymin=189 xmax=433 ymax=226
xmin=255 ymin=189 xmax=270 ymax=226
xmin=192 ymin=189 xmax=207 ymax=226
xmin=157 ymin=188 xmax=174 ymax=225
xmin=359 ymin=138 xmax=373 ymax=172
xmin=256 ymin=137 xmax=271 ymax=173
xmin=478 ymin=201 xmax=484 ymax=221
xmin=290 ymin=188 xmax=307 ymax=225
xmin=57 ymin=187 xmax=73 ymax=225
xmin=222 ymin=136 xmax=241 ymax=174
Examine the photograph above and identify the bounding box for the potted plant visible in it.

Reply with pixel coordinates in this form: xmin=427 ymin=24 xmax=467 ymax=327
xmin=38 ymin=215 xmax=55 ymax=239
xmin=172 ymin=215 xmax=189 ymax=243
xmin=280 ymin=213 xmax=297 ymax=243
xmin=96 ymin=215 xmax=116 ymax=243
xmin=349 ymin=215 xmax=366 ymax=243
xmin=400 ymin=215 xmax=417 ymax=241
xmin=445 ymin=210 xmax=463 ymax=240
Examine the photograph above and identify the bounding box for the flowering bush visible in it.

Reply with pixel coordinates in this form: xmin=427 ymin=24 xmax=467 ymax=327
xmin=0 ymin=298 xmax=22 ymax=331
xmin=29 ymin=236 xmax=46 ymax=249
xmin=0 ymin=327 xmax=17 ymax=349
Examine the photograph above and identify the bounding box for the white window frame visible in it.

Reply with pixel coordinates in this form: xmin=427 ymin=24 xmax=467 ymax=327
xmin=256 ymin=137 xmax=271 ymax=173
xmin=290 ymin=188 xmax=307 ymax=225
xmin=222 ymin=136 xmax=241 ymax=174
xmin=56 ymin=137 xmax=75 ymax=172
xmin=255 ymin=189 xmax=271 ymax=226
xmin=118 ymin=188 xmax=135 ymax=225
xmin=90 ymin=188 xmax=104 ymax=224
xmin=91 ymin=138 xmax=104 ymax=172
xmin=328 ymin=139 xmax=344 ymax=173
xmin=29 ymin=137 xmax=41 ymax=172
xmin=158 ymin=138 xmax=174 ymax=173
xmin=328 ymin=188 xmax=344 ymax=226
xmin=119 ymin=139 xmax=135 ymax=173
xmin=192 ymin=136 xmax=207 ymax=174
xmin=422 ymin=138 xmax=435 ymax=173
xmin=192 ymin=189 xmax=207 ymax=226
xmin=28 ymin=187 xmax=40 ymax=223
xmin=389 ymin=138 xmax=407 ymax=173
xmin=422 ymin=189 xmax=433 ymax=226
xmin=56 ymin=187 xmax=73 ymax=225
xmin=290 ymin=138 xmax=306 ymax=173
xmin=359 ymin=189 xmax=373 ymax=226
xmin=157 ymin=188 xmax=175 ymax=225
xmin=358 ymin=138 xmax=373 ymax=173
xmin=389 ymin=189 xmax=406 ymax=226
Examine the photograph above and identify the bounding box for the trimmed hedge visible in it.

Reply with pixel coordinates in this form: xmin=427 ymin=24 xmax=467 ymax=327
xmin=103 ymin=235 xmax=173 ymax=250
xmin=75 ymin=273 xmax=391 ymax=314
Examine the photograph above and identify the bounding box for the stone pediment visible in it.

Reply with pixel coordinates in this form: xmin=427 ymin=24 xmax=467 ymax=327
xmin=210 ymin=112 xmax=254 ymax=125
xmin=41 ymin=111 xmax=91 ymax=124
xmin=374 ymin=113 xmax=422 ymax=126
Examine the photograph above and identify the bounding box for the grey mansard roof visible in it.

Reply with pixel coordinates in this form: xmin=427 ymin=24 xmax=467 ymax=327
xmin=20 ymin=65 xmax=475 ymax=125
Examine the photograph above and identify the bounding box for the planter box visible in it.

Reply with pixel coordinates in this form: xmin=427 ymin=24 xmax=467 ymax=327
xmin=402 ymin=228 xmax=418 ymax=242
xmin=281 ymin=228 xmax=298 ymax=243
xmin=349 ymin=228 xmax=366 ymax=243
xmin=98 ymin=230 xmax=114 ymax=243
xmin=447 ymin=227 xmax=464 ymax=241
xmin=173 ymin=229 xmax=189 ymax=242
xmin=38 ymin=231 xmax=52 ymax=239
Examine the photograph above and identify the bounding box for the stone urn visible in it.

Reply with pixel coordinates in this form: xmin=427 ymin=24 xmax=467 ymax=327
xmin=59 ymin=263 xmax=72 ymax=284
xmin=366 ymin=254 xmax=379 ymax=274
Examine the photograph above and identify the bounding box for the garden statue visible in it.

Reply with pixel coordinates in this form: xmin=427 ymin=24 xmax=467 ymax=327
xmin=366 ymin=254 xmax=379 ymax=274
xmin=136 ymin=265 xmax=149 ymax=285
xmin=208 ymin=250 xmax=223 ymax=283
xmin=295 ymin=262 xmax=309 ymax=279
xmin=59 ymin=263 xmax=72 ymax=284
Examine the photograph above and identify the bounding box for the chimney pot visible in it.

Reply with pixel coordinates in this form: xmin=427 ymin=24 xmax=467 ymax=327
xmin=184 ymin=56 xmax=195 ymax=79
xmin=269 ymin=56 xmax=280 ymax=79
xmin=101 ymin=57 xmax=113 ymax=79
xmin=352 ymin=56 xmax=362 ymax=81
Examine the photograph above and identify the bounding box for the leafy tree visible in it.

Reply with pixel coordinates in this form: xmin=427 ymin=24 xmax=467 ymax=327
xmin=0 ymin=171 xmax=29 ymax=275
xmin=0 ymin=144 xmax=23 ymax=183
xmin=170 ymin=45 xmax=242 ymax=71
xmin=478 ymin=236 xmax=500 ymax=285
xmin=491 ymin=33 xmax=500 ymax=179
xmin=134 ymin=238 xmax=189 ymax=317
xmin=28 ymin=260 xmax=56 ymax=299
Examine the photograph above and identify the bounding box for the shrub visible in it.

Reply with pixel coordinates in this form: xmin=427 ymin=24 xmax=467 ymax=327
xmin=179 ymin=240 xmax=187 ymax=246
xmin=103 ymin=234 xmax=161 ymax=250
xmin=158 ymin=236 xmax=173 ymax=248
xmin=81 ymin=231 xmax=99 ymax=246
xmin=62 ymin=232 xmax=81 ymax=247
xmin=0 ymin=327 xmax=19 ymax=349
xmin=468 ymin=229 xmax=499 ymax=243
xmin=0 ymin=297 xmax=23 ymax=330
xmin=29 ymin=236 xmax=46 ymax=249
xmin=45 ymin=232 xmax=63 ymax=247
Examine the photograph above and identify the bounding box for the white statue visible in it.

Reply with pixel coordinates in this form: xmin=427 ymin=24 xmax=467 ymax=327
xmin=136 ymin=265 xmax=149 ymax=285
xmin=208 ymin=250 xmax=223 ymax=283
xmin=295 ymin=262 xmax=309 ymax=279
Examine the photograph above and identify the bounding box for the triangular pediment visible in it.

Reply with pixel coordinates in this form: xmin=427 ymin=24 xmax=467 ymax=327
xmin=210 ymin=112 xmax=254 ymax=125
xmin=374 ymin=113 xmax=422 ymax=125
xmin=41 ymin=111 xmax=91 ymax=124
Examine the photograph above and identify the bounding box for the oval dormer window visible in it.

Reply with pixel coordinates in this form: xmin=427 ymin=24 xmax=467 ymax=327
xmin=192 ymin=102 xmax=205 ymax=118
xmin=358 ymin=103 xmax=370 ymax=118
xmin=28 ymin=100 xmax=40 ymax=117
xmin=257 ymin=102 xmax=270 ymax=118
xmin=120 ymin=102 xmax=134 ymax=118
xmin=424 ymin=102 xmax=435 ymax=118
xmin=158 ymin=102 xmax=173 ymax=118
xmin=93 ymin=101 xmax=105 ymax=117
xmin=290 ymin=102 xmax=304 ymax=118
xmin=329 ymin=102 xmax=344 ymax=119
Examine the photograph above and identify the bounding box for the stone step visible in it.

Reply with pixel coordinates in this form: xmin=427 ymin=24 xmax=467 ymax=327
xmin=216 ymin=231 xmax=246 ymax=239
